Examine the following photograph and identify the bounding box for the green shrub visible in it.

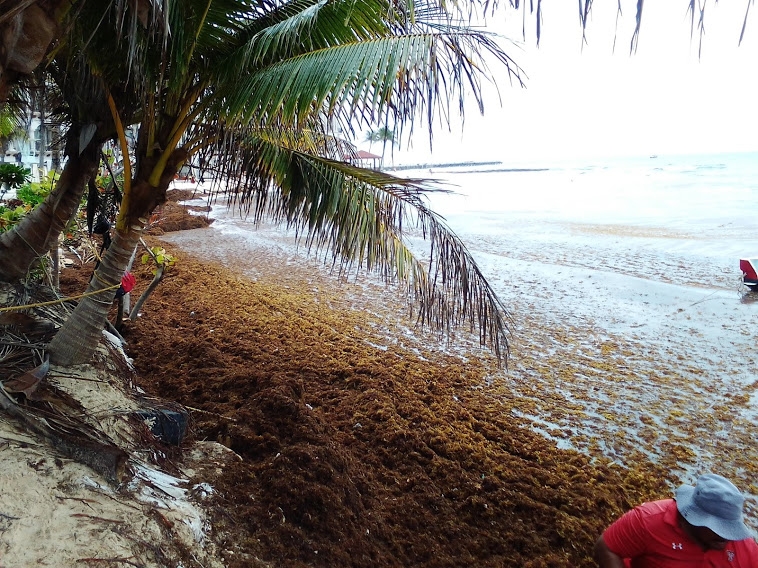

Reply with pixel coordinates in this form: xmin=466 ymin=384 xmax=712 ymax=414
xmin=14 ymin=171 xmax=55 ymax=207
xmin=16 ymin=181 xmax=50 ymax=206
xmin=0 ymin=163 xmax=31 ymax=193
xmin=0 ymin=204 xmax=29 ymax=232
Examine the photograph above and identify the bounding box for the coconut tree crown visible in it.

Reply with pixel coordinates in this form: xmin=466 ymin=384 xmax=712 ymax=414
xmin=44 ymin=0 xmax=527 ymax=364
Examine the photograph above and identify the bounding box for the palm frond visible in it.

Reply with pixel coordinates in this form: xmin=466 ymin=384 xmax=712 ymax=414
xmin=212 ymin=0 xmax=417 ymax=73
xmin=738 ymin=0 xmax=753 ymax=45
xmin=229 ymin=0 xmax=332 ymax=68
xmin=212 ymin=29 xmax=523 ymax=135
xmin=210 ymin=134 xmax=510 ymax=360
xmin=630 ymin=0 xmax=644 ymax=53
xmin=0 ymin=104 xmax=25 ymax=137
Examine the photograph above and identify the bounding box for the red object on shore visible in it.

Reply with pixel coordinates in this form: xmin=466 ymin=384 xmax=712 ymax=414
xmin=121 ymin=271 xmax=136 ymax=294
xmin=740 ymin=258 xmax=758 ymax=289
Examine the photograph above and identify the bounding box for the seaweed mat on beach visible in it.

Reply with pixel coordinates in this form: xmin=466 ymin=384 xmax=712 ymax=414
xmin=55 ymin=241 xmax=676 ymax=568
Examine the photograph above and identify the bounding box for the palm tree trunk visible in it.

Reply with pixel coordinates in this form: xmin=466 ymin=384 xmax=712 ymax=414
xmin=48 ymin=142 xmax=187 ymax=365
xmin=47 ymin=223 xmax=144 ymax=365
xmin=0 ymin=140 xmax=100 ymax=281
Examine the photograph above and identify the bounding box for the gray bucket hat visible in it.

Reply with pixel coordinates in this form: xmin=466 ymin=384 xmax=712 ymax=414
xmin=675 ymin=474 xmax=753 ymax=541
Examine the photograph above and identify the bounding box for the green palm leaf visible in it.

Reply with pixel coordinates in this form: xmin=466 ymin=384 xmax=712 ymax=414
xmin=213 ymin=133 xmax=511 ymax=360
xmin=213 ymin=29 xmax=521 ymax=131
xmin=0 ymin=105 xmax=24 ymax=139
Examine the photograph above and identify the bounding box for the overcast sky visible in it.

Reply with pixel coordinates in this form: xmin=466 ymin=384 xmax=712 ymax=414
xmin=375 ymin=1 xmax=758 ymax=165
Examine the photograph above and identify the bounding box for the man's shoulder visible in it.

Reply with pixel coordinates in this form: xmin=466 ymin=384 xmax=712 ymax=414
xmin=726 ymin=537 xmax=758 ymax=567
xmin=733 ymin=536 xmax=758 ymax=554
xmin=606 ymin=499 xmax=677 ymax=537
xmin=633 ymin=498 xmax=676 ymax=518
xmin=603 ymin=498 xmax=681 ymax=558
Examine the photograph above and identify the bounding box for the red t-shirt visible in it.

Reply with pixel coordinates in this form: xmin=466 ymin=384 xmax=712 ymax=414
xmin=603 ymin=499 xmax=758 ymax=567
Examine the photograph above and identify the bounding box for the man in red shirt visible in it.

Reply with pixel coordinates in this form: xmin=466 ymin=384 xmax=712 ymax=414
xmin=594 ymin=474 xmax=758 ymax=567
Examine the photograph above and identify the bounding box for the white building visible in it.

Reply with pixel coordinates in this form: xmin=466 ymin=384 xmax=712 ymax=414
xmin=2 ymin=111 xmax=58 ymax=183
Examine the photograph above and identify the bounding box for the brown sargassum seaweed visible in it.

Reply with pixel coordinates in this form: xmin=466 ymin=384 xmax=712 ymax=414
xmin=59 ymin=241 xmax=673 ymax=568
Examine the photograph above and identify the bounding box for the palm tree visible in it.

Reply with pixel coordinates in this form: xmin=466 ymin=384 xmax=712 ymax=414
xmin=364 ymin=129 xmax=378 ymax=152
xmin=363 ymin=126 xmax=395 ymax=158
xmin=0 ymin=0 xmax=161 ymax=281
xmin=0 ymin=57 xmax=119 ymax=281
xmin=46 ymin=0 xmax=526 ymax=365
xmin=374 ymin=126 xmax=396 ymax=163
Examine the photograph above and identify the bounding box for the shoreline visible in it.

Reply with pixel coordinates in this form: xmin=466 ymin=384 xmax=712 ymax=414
xmin=165 ymin=187 xmax=758 ymax=513
xmin=384 ymin=160 xmax=550 ymax=173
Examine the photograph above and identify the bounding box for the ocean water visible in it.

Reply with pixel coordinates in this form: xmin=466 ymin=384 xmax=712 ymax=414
xmin=397 ymin=152 xmax=758 ymax=340
xmin=166 ymin=150 xmax=758 ymax=507
xmin=405 ymin=151 xmax=758 ymax=287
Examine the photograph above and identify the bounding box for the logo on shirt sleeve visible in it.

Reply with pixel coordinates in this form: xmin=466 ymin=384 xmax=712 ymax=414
xmin=727 ymin=549 xmax=735 ymax=562
xmin=672 ymin=543 xmax=683 ymax=550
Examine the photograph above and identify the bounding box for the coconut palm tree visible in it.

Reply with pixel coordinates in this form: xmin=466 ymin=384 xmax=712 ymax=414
xmin=12 ymin=0 xmax=750 ymax=365
xmin=374 ymin=126 xmax=396 ymax=163
xmin=0 ymin=57 xmax=121 ymax=281
xmin=364 ymin=129 xmax=378 ymax=152
xmin=46 ymin=0 xmax=527 ymax=365
xmin=363 ymin=126 xmax=395 ymax=158
xmin=0 ymin=0 xmax=161 ymax=281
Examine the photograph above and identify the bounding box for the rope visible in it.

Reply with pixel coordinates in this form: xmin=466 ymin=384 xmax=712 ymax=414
xmin=0 ymin=284 xmax=121 ymax=313
xmin=16 ymin=232 xmax=45 ymax=257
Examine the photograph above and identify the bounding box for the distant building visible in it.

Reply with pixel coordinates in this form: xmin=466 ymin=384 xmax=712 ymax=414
xmin=350 ymin=149 xmax=383 ymax=170
xmin=1 ymin=111 xmax=58 ymax=182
